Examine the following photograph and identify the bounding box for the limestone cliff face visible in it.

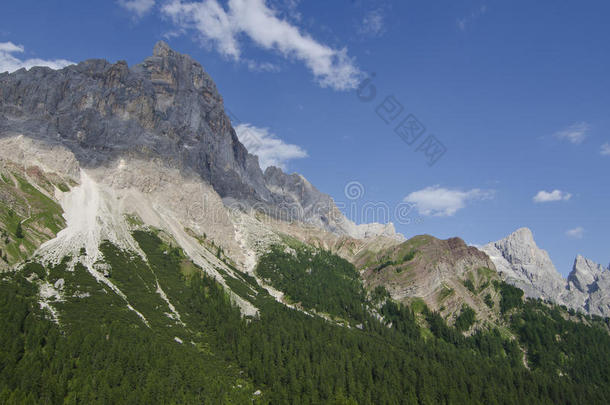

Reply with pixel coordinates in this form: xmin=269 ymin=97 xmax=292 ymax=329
xmin=0 ymin=41 xmax=266 ymax=202
xmin=567 ymin=255 xmax=610 ymax=316
xmin=480 ymin=228 xmax=566 ymax=301
xmin=0 ymin=41 xmax=401 ymax=240
xmin=481 ymin=228 xmax=610 ymax=317
xmin=568 ymin=255 xmax=607 ymax=293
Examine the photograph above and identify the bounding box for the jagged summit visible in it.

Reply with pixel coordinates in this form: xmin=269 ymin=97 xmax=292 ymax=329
xmin=511 ymin=227 xmax=534 ymax=239
xmin=153 ymin=40 xmax=172 ymax=57
xmin=480 ymin=227 xmax=565 ymax=300
xmin=0 ymin=42 xmax=402 ymax=241
xmin=481 ymin=228 xmax=610 ymax=317
xmin=568 ymin=255 xmax=604 ymax=292
xmin=566 ymin=255 xmax=610 ymax=315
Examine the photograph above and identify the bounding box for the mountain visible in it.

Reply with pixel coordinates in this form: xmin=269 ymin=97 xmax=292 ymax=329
xmin=357 ymin=235 xmax=501 ymax=330
xmin=1 ymin=42 xmax=610 ymax=404
xmin=569 ymin=255 xmax=608 ymax=292
xmin=0 ymin=160 xmax=66 ymax=267
xmin=0 ymin=41 xmax=401 ymax=243
xmin=481 ymin=228 xmax=610 ymax=317
xmin=567 ymin=255 xmax=610 ymax=316
xmin=480 ymin=228 xmax=566 ymax=301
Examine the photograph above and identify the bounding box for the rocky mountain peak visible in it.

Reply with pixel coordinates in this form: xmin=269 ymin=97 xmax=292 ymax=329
xmin=568 ymin=254 xmax=608 ymax=293
xmin=0 ymin=42 xmax=403 ymax=241
xmin=487 ymin=228 xmax=555 ymax=270
xmin=153 ymin=40 xmax=172 ymax=57
xmin=480 ymin=228 xmax=565 ymax=300
xmin=565 ymin=255 xmax=610 ymax=316
xmin=510 ymin=227 xmax=535 ymax=242
xmin=481 ymin=228 xmax=610 ymax=317
xmin=140 ymin=40 xmax=221 ymax=99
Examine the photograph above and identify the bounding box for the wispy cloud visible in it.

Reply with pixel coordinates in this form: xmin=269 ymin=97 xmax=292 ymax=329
xmin=0 ymin=42 xmax=73 ymax=73
xmin=566 ymin=226 xmax=584 ymax=239
xmin=554 ymin=122 xmax=590 ymax=144
xmin=533 ymin=189 xmax=572 ymax=203
xmin=359 ymin=9 xmax=385 ymax=37
xmin=600 ymin=142 xmax=610 ymax=156
xmin=161 ymin=0 xmax=361 ymax=90
xmin=234 ymin=123 xmax=307 ymax=170
xmin=118 ymin=0 xmax=156 ymax=17
xmin=457 ymin=5 xmax=487 ymax=31
xmin=404 ymin=185 xmax=494 ymax=217
xmin=271 ymin=0 xmax=302 ymax=22
xmin=245 ymin=59 xmax=280 ymax=72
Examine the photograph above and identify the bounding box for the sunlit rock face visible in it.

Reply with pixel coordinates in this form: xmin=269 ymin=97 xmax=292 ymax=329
xmin=481 ymin=228 xmax=610 ymax=317
xmin=481 ymin=228 xmax=566 ymax=301
xmin=0 ymin=41 xmax=402 ymax=241
xmin=567 ymin=255 xmax=610 ymax=317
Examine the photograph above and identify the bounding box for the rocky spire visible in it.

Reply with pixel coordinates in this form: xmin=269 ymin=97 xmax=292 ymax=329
xmin=481 ymin=228 xmax=610 ymax=317
xmin=480 ymin=227 xmax=566 ymax=301
xmin=568 ymin=254 xmax=606 ymax=293
xmin=567 ymin=255 xmax=610 ymax=316
xmin=153 ymin=40 xmax=172 ymax=57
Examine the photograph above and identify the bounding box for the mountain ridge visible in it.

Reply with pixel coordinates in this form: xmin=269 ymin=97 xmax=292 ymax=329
xmin=0 ymin=41 xmax=403 ymax=242
xmin=0 ymin=40 xmax=609 ymax=404
xmin=481 ymin=227 xmax=610 ymax=317
xmin=1 ymin=42 xmax=606 ymax=322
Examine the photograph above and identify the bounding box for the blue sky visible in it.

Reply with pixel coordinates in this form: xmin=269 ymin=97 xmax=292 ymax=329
xmin=1 ymin=0 xmax=609 ymax=275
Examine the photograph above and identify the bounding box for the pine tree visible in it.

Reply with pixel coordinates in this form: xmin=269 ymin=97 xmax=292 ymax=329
xmin=15 ymin=222 xmax=24 ymax=239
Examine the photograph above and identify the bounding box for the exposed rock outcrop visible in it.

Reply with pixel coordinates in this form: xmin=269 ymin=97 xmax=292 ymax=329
xmin=568 ymin=255 xmax=607 ymax=293
xmin=567 ymin=255 xmax=610 ymax=316
xmin=481 ymin=228 xmax=610 ymax=317
xmin=360 ymin=235 xmax=500 ymax=326
xmin=0 ymin=41 xmax=401 ymax=241
xmin=480 ymin=228 xmax=566 ymax=301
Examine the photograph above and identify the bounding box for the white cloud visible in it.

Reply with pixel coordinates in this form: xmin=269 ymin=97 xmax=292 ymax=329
xmin=161 ymin=0 xmax=361 ymax=90
xmin=245 ymin=59 xmax=280 ymax=72
xmin=404 ymin=185 xmax=494 ymax=217
xmin=533 ymin=189 xmax=572 ymax=203
xmin=0 ymin=42 xmax=73 ymax=74
xmin=234 ymin=123 xmax=307 ymax=170
xmin=118 ymin=0 xmax=155 ymax=17
xmin=163 ymin=0 xmax=240 ymax=58
xmin=359 ymin=9 xmax=385 ymax=37
xmin=600 ymin=142 xmax=610 ymax=156
xmin=554 ymin=122 xmax=590 ymax=144
xmin=566 ymin=227 xmax=584 ymax=239
xmin=0 ymin=42 xmax=22 ymax=53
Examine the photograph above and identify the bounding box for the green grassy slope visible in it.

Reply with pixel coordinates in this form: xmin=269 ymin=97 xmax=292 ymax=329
xmin=0 ymin=163 xmax=66 ymax=266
